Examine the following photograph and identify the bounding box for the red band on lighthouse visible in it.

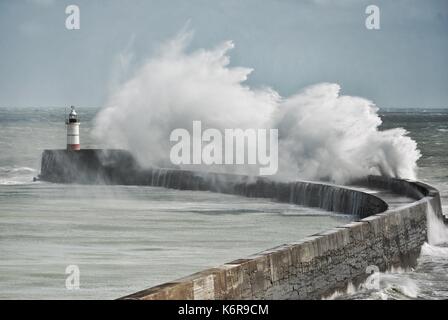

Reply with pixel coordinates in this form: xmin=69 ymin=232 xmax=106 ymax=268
xmin=67 ymin=144 xmax=80 ymax=151
xmin=66 ymin=106 xmax=80 ymax=151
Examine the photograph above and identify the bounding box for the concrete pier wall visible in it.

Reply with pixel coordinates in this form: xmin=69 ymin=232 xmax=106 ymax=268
xmin=39 ymin=149 xmax=387 ymax=217
xmin=39 ymin=149 xmax=139 ymax=184
xmin=122 ymin=179 xmax=443 ymax=300
xmin=39 ymin=149 xmax=445 ymax=299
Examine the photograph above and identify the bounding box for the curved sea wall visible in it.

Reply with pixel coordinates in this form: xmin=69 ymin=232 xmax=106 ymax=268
xmin=39 ymin=149 xmax=386 ymax=217
xmin=39 ymin=149 xmax=445 ymax=299
xmin=121 ymin=179 xmax=443 ymax=300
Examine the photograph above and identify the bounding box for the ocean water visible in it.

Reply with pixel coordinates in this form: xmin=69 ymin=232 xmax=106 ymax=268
xmin=380 ymin=109 xmax=448 ymax=215
xmin=0 ymin=107 xmax=447 ymax=300
xmin=335 ymin=109 xmax=448 ymax=300
xmin=0 ymin=107 xmax=351 ymax=299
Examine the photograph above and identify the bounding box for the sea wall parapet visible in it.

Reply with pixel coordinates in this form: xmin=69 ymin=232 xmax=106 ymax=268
xmin=38 ymin=149 xmax=445 ymax=299
xmin=39 ymin=149 xmax=387 ymax=217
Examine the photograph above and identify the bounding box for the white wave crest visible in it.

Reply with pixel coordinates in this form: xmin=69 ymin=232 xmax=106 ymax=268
xmin=0 ymin=166 xmax=37 ymax=185
xmin=93 ymin=30 xmax=421 ymax=184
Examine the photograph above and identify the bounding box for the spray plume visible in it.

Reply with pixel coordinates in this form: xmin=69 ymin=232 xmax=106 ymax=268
xmin=93 ymin=31 xmax=421 ymax=184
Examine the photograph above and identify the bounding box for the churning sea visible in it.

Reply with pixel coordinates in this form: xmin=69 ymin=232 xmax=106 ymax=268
xmin=0 ymin=107 xmax=447 ymax=299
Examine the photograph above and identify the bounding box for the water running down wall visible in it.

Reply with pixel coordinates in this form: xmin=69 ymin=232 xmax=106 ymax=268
xmin=39 ymin=149 xmax=445 ymax=299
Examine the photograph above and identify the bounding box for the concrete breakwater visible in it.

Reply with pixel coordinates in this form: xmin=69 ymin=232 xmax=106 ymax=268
xmin=39 ymin=149 xmax=445 ymax=299
xmin=39 ymin=150 xmax=386 ymax=217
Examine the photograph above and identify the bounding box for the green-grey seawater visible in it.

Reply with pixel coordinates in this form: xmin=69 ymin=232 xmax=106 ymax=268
xmin=0 ymin=107 xmax=447 ymax=299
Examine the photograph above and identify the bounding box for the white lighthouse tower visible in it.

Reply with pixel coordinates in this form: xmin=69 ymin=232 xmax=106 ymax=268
xmin=66 ymin=106 xmax=80 ymax=151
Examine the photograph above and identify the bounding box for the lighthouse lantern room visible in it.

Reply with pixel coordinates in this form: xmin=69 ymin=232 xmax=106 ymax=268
xmin=66 ymin=106 xmax=80 ymax=151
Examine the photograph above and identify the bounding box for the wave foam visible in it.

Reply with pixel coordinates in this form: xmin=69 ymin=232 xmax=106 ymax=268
xmin=0 ymin=166 xmax=37 ymax=185
xmin=93 ymin=30 xmax=421 ymax=184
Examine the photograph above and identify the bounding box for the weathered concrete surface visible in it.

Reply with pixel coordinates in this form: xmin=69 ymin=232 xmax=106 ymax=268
xmin=39 ymin=149 xmax=139 ymax=184
xmin=121 ymin=179 xmax=443 ymax=300
xmin=38 ymin=149 xmax=445 ymax=300
xmin=39 ymin=149 xmax=387 ymax=217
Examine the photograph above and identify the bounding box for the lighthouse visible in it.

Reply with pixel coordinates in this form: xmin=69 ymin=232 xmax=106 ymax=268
xmin=66 ymin=106 xmax=80 ymax=151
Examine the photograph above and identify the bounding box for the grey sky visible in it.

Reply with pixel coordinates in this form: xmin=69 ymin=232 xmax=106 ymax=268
xmin=0 ymin=0 xmax=447 ymax=108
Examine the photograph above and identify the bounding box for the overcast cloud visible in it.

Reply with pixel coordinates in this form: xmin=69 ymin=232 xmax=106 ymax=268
xmin=0 ymin=0 xmax=447 ymax=108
